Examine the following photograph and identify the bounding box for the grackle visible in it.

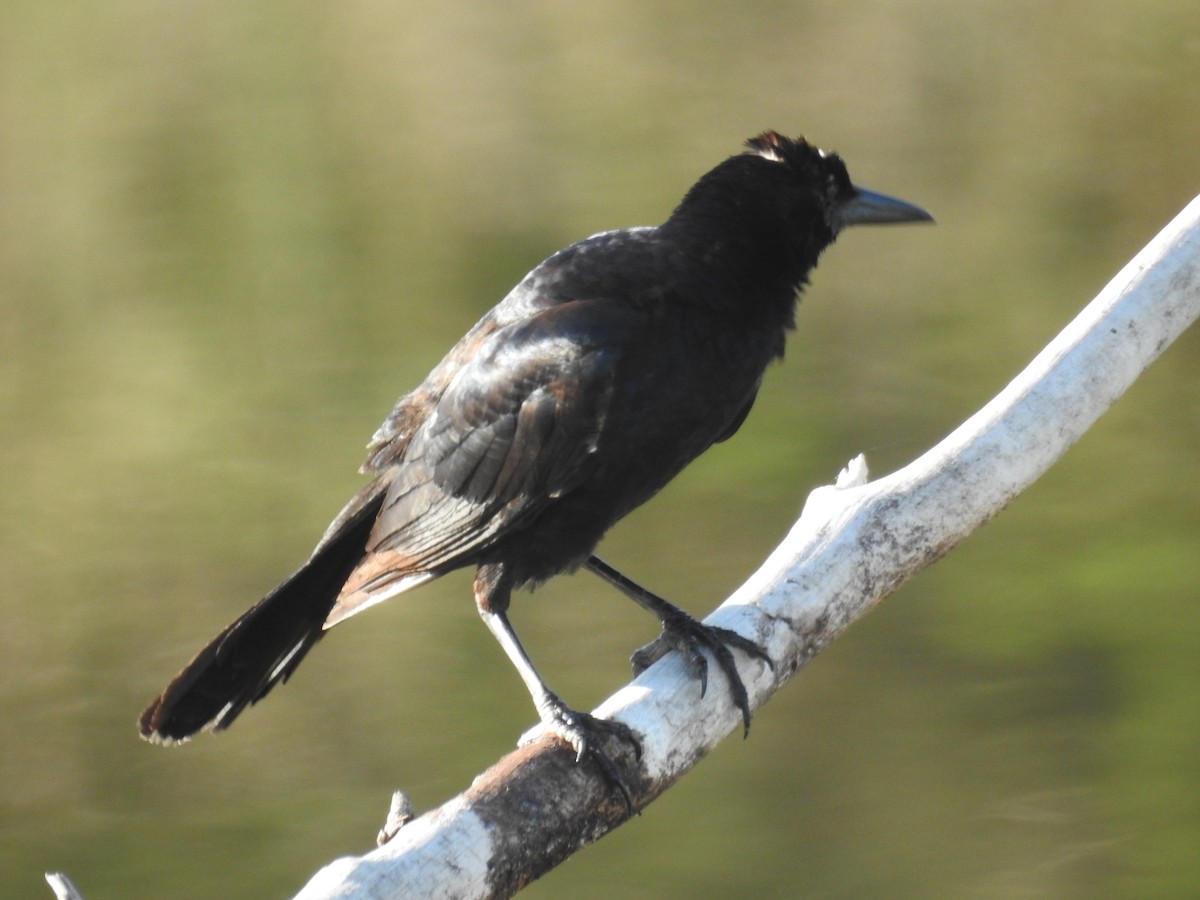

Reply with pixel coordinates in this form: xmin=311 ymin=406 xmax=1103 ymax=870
xmin=139 ymin=131 xmax=931 ymax=798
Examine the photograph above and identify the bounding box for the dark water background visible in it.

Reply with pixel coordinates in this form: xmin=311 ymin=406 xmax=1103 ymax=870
xmin=3 ymin=2 xmax=1199 ymax=897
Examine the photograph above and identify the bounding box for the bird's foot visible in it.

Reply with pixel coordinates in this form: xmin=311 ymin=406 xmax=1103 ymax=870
xmin=522 ymin=692 xmax=641 ymax=813
xmin=631 ymin=610 xmax=772 ymax=737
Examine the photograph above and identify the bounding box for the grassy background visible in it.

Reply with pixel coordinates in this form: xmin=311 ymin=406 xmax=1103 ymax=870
xmin=2 ymin=1 xmax=1199 ymax=897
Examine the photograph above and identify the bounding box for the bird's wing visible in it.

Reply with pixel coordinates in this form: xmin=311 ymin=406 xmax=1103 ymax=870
xmin=362 ymin=228 xmax=658 ymax=473
xmin=326 ymin=299 xmax=633 ymax=625
xmin=360 ymin=313 xmax=506 ymax=473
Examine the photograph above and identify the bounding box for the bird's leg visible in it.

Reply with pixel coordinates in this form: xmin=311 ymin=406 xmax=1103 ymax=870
xmin=474 ymin=564 xmax=640 ymax=809
xmin=585 ymin=555 xmax=772 ymax=737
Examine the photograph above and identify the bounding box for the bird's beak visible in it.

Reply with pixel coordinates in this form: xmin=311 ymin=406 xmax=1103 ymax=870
xmin=837 ymin=186 xmax=934 ymax=228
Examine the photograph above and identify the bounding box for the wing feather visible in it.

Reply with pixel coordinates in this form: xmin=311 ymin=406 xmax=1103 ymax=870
xmin=328 ymin=300 xmax=633 ymax=624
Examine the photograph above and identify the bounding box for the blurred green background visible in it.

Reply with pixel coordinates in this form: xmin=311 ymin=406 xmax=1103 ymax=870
xmin=3 ymin=1 xmax=1199 ymax=897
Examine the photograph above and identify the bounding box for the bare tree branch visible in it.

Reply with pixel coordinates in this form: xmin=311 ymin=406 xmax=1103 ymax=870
xmin=44 ymin=873 xmax=86 ymax=900
xmin=286 ymin=194 xmax=1200 ymax=900
xmin=290 ymin=194 xmax=1200 ymax=897
xmin=47 ymin=195 xmax=1200 ymax=900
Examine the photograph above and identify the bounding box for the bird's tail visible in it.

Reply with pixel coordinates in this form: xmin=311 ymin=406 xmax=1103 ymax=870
xmin=138 ymin=476 xmax=392 ymax=744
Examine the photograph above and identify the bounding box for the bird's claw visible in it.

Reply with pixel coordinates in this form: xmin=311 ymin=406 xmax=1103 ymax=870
xmin=527 ymin=693 xmax=641 ymax=813
xmin=631 ymin=613 xmax=772 ymax=737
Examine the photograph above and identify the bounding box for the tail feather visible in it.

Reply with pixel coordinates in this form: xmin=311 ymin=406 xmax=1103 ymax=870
xmin=138 ymin=478 xmax=390 ymax=743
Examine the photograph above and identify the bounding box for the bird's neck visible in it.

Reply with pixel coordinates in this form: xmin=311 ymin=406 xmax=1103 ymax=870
xmin=659 ymin=202 xmax=824 ymax=329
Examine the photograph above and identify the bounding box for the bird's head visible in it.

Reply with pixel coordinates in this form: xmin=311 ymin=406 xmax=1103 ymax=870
xmin=742 ymin=130 xmax=933 ymax=240
xmin=660 ymin=131 xmax=932 ymax=316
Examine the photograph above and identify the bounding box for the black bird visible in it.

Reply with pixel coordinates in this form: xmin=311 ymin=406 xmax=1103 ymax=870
xmin=139 ymin=132 xmax=931 ymax=791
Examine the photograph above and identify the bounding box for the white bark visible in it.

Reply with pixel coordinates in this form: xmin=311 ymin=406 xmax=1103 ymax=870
xmin=44 ymin=873 xmax=85 ymax=900
xmin=49 ymin=195 xmax=1200 ymax=900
